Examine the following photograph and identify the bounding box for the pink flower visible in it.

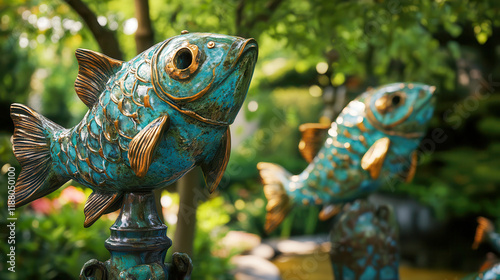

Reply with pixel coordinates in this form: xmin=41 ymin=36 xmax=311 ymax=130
xmin=59 ymin=186 xmax=86 ymax=205
xmin=30 ymin=197 xmax=53 ymax=215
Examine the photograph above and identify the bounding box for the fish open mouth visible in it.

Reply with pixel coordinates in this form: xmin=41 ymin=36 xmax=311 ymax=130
xmin=198 ymin=38 xmax=258 ymax=126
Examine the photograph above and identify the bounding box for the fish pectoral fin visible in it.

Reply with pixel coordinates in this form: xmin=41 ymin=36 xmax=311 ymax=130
xmin=84 ymin=192 xmax=123 ymax=227
xmin=128 ymin=115 xmax=170 ymax=178
xmin=201 ymin=128 xmax=231 ymax=193
xmin=361 ymin=137 xmax=391 ymax=179
xmin=75 ymin=49 xmax=123 ymax=109
xmin=402 ymin=151 xmax=418 ymax=183
xmin=298 ymin=123 xmax=331 ymax=163
xmin=318 ymin=204 xmax=342 ymax=221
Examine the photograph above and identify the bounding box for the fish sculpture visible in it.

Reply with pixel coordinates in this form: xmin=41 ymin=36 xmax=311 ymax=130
xmin=11 ymin=32 xmax=258 ymax=227
xmin=330 ymin=200 xmax=399 ymax=280
xmin=258 ymin=83 xmax=436 ymax=232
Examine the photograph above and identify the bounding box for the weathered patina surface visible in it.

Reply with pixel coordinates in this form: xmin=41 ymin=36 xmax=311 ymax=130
xmin=11 ymin=32 xmax=258 ymax=279
xmin=80 ymin=192 xmax=192 ymax=280
xmin=11 ymin=32 xmax=258 ymax=227
xmin=258 ymin=83 xmax=436 ymax=233
xmin=330 ymin=200 xmax=399 ymax=280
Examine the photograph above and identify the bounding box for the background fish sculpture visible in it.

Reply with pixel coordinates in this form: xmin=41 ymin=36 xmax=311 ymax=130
xmin=258 ymin=83 xmax=436 ymax=233
xmin=11 ymin=32 xmax=258 ymax=227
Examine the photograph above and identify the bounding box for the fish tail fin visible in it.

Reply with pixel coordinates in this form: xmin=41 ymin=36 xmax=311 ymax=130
xmin=257 ymin=162 xmax=293 ymax=233
xmin=10 ymin=103 xmax=66 ymax=207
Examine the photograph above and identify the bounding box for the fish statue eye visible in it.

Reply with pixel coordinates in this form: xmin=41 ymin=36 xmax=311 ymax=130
xmin=391 ymin=94 xmax=402 ymax=106
xmin=366 ymin=83 xmax=435 ymax=136
xmin=375 ymin=91 xmax=405 ymax=114
xmin=165 ymin=43 xmax=200 ymax=80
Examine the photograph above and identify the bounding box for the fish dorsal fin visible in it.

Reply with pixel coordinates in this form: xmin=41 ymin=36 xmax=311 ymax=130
xmin=403 ymin=151 xmax=418 ymax=183
xmin=361 ymin=137 xmax=390 ymax=179
xmin=318 ymin=204 xmax=342 ymax=221
xmin=128 ymin=115 xmax=170 ymax=177
xmin=201 ymin=128 xmax=231 ymax=193
xmin=298 ymin=123 xmax=331 ymax=163
xmin=75 ymin=49 xmax=123 ymax=109
xmin=84 ymin=192 xmax=123 ymax=227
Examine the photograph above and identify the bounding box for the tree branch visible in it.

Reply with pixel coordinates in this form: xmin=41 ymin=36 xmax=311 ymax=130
xmin=235 ymin=0 xmax=246 ymax=35
xmin=63 ymin=0 xmax=123 ymax=60
xmin=241 ymin=0 xmax=284 ymax=37
xmin=170 ymin=4 xmax=183 ymax=25
xmin=134 ymin=0 xmax=155 ymax=53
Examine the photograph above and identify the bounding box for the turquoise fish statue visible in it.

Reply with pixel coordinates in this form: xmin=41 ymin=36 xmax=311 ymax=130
xmin=258 ymin=83 xmax=436 ymax=232
xmin=330 ymin=200 xmax=399 ymax=280
xmin=11 ymin=32 xmax=258 ymax=227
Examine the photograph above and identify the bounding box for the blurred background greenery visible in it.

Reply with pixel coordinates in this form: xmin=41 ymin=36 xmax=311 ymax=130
xmin=0 ymin=0 xmax=500 ymax=279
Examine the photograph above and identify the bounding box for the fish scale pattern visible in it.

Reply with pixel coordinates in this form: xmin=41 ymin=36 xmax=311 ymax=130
xmin=289 ymin=94 xmax=404 ymax=206
xmin=52 ymin=51 xmax=158 ymax=189
xmin=258 ymin=83 xmax=436 ymax=234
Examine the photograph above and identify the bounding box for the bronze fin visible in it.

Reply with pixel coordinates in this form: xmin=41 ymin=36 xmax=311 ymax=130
xmin=257 ymin=162 xmax=292 ymax=233
xmin=361 ymin=137 xmax=390 ymax=179
xmin=404 ymin=151 xmax=418 ymax=183
xmin=298 ymin=123 xmax=330 ymax=163
xmin=128 ymin=115 xmax=170 ymax=177
xmin=318 ymin=204 xmax=342 ymax=221
xmin=75 ymin=49 xmax=123 ymax=108
xmin=10 ymin=103 xmax=66 ymax=207
xmin=84 ymin=192 xmax=123 ymax=227
xmin=201 ymin=128 xmax=231 ymax=193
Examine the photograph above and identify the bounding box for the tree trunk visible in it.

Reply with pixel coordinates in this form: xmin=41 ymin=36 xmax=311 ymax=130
xmin=172 ymin=168 xmax=202 ymax=256
xmin=63 ymin=0 xmax=123 ymax=60
xmin=134 ymin=0 xmax=155 ymax=53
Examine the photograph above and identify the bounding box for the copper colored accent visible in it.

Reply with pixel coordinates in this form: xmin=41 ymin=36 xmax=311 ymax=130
xmin=298 ymin=123 xmax=330 ymax=163
xmin=165 ymin=43 xmax=200 ymax=80
xmin=361 ymin=137 xmax=390 ymax=179
xmin=207 ymin=41 xmax=215 ymax=49
xmin=473 ymin=217 xmax=495 ymax=250
xmin=86 ymin=158 xmax=104 ymax=173
xmin=181 ymin=30 xmax=189 ymax=34
xmin=374 ymin=95 xmax=390 ymax=114
xmin=128 ymin=115 xmax=170 ymax=177
xmin=356 ymin=120 xmax=369 ymax=132
xmin=117 ymin=99 xmax=139 ymax=120
xmin=258 ymin=163 xmax=292 ymax=233
xmin=144 ymin=94 xmax=151 ymax=108
xmin=74 ymin=49 xmax=123 ymax=109
xmin=358 ymin=135 xmax=368 ymax=147
xmin=83 ymin=192 xmax=120 ymax=227
xmin=10 ymin=103 xmax=65 ymax=207
xmin=343 ymin=129 xmax=352 ymax=138
xmin=201 ymin=128 xmax=231 ymax=193
xmin=405 ymin=151 xmax=418 ymax=183
xmin=327 ymin=170 xmax=335 ymax=179
xmin=365 ymin=95 xmax=422 ymax=138
xmin=318 ymin=204 xmax=341 ymax=221
xmin=344 ymin=142 xmax=353 ymax=153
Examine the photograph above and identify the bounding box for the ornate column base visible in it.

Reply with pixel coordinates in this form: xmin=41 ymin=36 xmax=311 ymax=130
xmin=80 ymin=192 xmax=192 ymax=280
xmin=330 ymin=199 xmax=399 ymax=280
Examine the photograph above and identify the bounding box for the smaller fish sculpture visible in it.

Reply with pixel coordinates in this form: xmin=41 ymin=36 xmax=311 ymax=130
xmin=330 ymin=200 xmax=399 ymax=280
xmin=258 ymin=83 xmax=436 ymax=232
xmin=11 ymin=32 xmax=258 ymax=227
